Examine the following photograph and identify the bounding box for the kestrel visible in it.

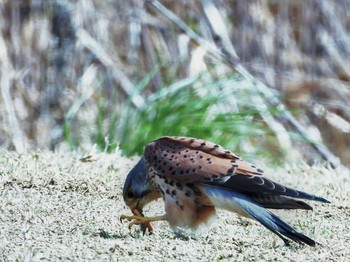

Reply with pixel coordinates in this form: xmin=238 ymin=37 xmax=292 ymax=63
xmin=121 ymin=136 xmax=329 ymax=246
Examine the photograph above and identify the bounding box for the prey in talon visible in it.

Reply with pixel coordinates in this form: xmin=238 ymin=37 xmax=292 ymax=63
xmin=120 ymin=207 xmax=154 ymax=234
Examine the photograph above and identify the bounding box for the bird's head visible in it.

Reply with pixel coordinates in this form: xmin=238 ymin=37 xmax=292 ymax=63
xmin=123 ymin=156 xmax=160 ymax=214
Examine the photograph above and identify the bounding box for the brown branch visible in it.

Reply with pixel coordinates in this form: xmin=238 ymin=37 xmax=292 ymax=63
xmin=77 ymin=29 xmax=145 ymax=109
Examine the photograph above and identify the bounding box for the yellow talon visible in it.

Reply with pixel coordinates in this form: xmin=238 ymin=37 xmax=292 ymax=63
xmin=120 ymin=214 xmax=147 ymax=226
xmin=120 ymin=214 xmax=165 ymax=234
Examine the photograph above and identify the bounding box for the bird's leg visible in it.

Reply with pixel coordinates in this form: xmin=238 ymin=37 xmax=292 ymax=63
xmin=120 ymin=214 xmax=165 ymax=227
xmin=120 ymin=209 xmax=165 ymax=234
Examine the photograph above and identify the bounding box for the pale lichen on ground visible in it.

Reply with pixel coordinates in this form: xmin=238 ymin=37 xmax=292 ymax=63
xmin=0 ymin=151 xmax=349 ymax=261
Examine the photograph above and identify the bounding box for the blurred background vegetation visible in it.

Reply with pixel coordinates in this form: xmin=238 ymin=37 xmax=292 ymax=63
xmin=0 ymin=0 xmax=349 ymax=167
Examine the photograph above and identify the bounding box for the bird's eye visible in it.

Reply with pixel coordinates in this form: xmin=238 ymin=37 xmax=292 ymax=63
xmin=126 ymin=189 xmax=134 ymax=200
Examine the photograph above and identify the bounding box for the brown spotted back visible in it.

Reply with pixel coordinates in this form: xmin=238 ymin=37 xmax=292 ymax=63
xmin=144 ymin=136 xmax=264 ymax=183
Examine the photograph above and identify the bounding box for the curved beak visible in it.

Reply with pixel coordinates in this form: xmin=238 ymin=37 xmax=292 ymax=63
xmin=128 ymin=200 xmax=148 ymax=222
xmin=126 ymin=199 xmax=142 ymax=213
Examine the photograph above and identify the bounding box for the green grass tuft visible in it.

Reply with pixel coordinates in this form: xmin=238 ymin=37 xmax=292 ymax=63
xmin=62 ymin=67 xmax=284 ymax=163
xmin=115 ymin=72 xmax=281 ymax=161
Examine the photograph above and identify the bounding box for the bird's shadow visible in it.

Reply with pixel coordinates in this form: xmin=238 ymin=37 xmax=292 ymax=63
xmin=86 ymin=227 xmax=156 ymax=239
xmin=84 ymin=228 xmax=124 ymax=239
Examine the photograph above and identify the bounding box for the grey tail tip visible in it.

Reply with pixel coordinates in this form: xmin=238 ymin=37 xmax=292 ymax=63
xmin=288 ymin=231 xmax=316 ymax=247
xmin=281 ymin=235 xmax=315 ymax=247
xmin=273 ymin=224 xmax=316 ymax=247
xmin=314 ymin=195 xmax=331 ymax=203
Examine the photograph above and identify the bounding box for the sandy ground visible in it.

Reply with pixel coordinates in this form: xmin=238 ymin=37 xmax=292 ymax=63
xmin=0 ymin=151 xmax=349 ymax=261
